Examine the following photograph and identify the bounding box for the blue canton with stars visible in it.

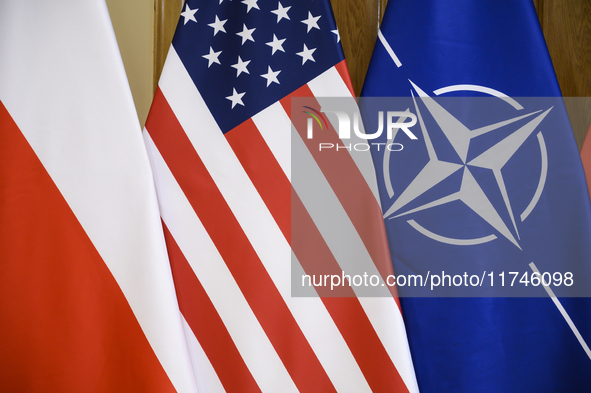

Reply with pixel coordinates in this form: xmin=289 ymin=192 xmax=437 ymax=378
xmin=172 ymin=0 xmax=344 ymax=134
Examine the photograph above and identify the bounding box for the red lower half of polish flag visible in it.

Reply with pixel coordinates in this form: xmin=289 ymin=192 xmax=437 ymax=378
xmin=0 ymin=101 xmax=176 ymax=392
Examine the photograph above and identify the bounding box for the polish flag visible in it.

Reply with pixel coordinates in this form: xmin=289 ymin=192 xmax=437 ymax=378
xmin=0 ymin=2 xmax=198 ymax=392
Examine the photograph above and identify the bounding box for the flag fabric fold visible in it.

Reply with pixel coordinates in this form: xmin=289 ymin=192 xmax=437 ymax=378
xmin=362 ymin=0 xmax=591 ymax=391
xmin=581 ymin=122 xmax=591 ymax=199
xmin=143 ymin=0 xmax=418 ymax=392
xmin=0 ymin=2 xmax=198 ymax=392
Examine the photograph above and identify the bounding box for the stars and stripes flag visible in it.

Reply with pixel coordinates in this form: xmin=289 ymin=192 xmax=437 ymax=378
xmin=143 ymin=0 xmax=418 ymax=392
xmin=0 ymin=1 xmax=198 ymax=392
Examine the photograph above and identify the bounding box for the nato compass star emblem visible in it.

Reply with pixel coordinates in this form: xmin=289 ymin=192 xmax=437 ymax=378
xmin=382 ymin=81 xmax=552 ymax=250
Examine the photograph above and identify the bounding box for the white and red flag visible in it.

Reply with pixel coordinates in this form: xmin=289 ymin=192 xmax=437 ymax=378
xmin=0 ymin=1 xmax=198 ymax=392
xmin=581 ymin=122 xmax=591 ymax=200
xmin=143 ymin=1 xmax=418 ymax=392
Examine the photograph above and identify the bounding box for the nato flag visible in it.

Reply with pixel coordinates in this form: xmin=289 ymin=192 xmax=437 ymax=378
xmin=361 ymin=0 xmax=591 ymax=391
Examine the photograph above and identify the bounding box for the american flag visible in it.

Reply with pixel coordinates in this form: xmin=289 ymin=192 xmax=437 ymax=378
xmin=143 ymin=0 xmax=418 ymax=392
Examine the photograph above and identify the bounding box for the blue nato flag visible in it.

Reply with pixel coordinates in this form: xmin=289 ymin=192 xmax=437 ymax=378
xmin=361 ymin=0 xmax=591 ymax=391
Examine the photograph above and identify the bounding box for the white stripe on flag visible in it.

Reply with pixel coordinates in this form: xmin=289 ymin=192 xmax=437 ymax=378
xmin=252 ymin=102 xmax=292 ymax=181
xmin=144 ymin=131 xmax=298 ymax=393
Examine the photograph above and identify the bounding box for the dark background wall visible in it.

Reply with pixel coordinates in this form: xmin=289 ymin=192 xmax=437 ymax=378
xmin=533 ymin=0 xmax=591 ymax=147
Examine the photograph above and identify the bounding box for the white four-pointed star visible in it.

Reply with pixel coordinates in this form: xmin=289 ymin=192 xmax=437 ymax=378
xmin=385 ymin=81 xmax=551 ymax=249
xmin=296 ymin=44 xmax=316 ymax=64
xmin=208 ymin=15 xmax=227 ymax=35
xmin=226 ymin=88 xmax=245 ymax=108
xmin=231 ymin=56 xmax=251 ymax=76
xmin=332 ymin=29 xmax=340 ymax=42
xmin=301 ymin=12 xmax=321 ymax=32
xmin=266 ymin=34 xmax=286 ymax=55
xmin=202 ymin=47 xmax=222 ymax=67
xmin=181 ymin=4 xmax=198 ymax=25
xmin=242 ymin=0 xmax=260 ymax=13
xmin=236 ymin=23 xmax=256 ymax=44
xmin=261 ymin=66 xmax=281 ymax=86
xmin=271 ymin=2 xmax=291 ymax=22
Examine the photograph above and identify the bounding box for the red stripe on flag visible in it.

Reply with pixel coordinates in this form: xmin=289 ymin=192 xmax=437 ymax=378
xmin=162 ymin=221 xmax=260 ymax=393
xmin=581 ymin=122 xmax=591 ymax=200
xmin=145 ymin=88 xmax=336 ymax=393
xmin=334 ymin=59 xmax=356 ymax=97
xmin=225 ymin=119 xmax=291 ymax=243
xmin=291 ymin=188 xmax=410 ymax=393
xmin=323 ymin=297 xmax=411 ymax=393
xmin=281 ymin=87 xmax=400 ymax=301
xmin=0 ymin=101 xmax=176 ymax=392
